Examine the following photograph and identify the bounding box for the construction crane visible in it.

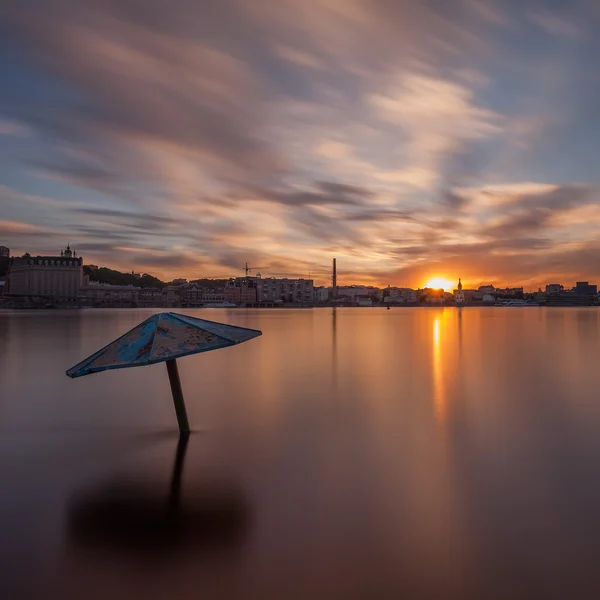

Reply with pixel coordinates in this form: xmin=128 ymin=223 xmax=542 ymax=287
xmin=244 ymin=262 xmax=267 ymax=277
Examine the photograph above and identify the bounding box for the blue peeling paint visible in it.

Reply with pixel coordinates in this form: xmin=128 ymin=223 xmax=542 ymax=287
xmin=66 ymin=312 xmax=262 ymax=378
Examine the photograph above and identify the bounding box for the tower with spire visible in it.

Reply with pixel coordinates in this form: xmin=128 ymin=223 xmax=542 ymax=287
xmin=455 ymin=278 xmax=465 ymax=305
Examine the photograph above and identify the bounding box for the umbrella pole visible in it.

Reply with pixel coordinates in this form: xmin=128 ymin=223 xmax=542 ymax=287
xmin=166 ymin=359 xmax=190 ymax=433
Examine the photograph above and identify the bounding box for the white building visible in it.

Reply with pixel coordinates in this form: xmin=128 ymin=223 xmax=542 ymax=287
xmin=385 ymin=287 xmax=417 ymax=304
xmin=313 ymin=286 xmax=329 ymax=303
xmin=337 ymin=285 xmax=380 ymax=303
xmin=453 ymin=279 xmax=465 ymax=305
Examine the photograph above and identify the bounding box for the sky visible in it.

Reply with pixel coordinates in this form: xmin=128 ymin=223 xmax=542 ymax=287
xmin=1 ymin=0 xmax=600 ymax=289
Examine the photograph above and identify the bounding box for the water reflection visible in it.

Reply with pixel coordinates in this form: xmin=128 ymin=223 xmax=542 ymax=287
xmin=3 ymin=308 xmax=600 ymax=598
xmin=68 ymin=435 xmax=250 ymax=561
xmin=432 ymin=312 xmax=446 ymax=423
xmin=331 ymin=307 xmax=337 ymax=385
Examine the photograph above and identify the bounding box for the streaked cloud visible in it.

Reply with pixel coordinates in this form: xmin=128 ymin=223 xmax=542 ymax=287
xmin=0 ymin=220 xmax=39 ymax=234
xmin=1 ymin=0 xmax=600 ymax=286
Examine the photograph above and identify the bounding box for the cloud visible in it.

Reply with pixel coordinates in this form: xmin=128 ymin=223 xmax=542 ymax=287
xmin=0 ymin=119 xmax=32 ymax=137
xmin=481 ymin=185 xmax=593 ymax=238
xmin=0 ymin=220 xmax=38 ymax=234
xmin=528 ymin=9 xmax=582 ymax=38
xmin=72 ymin=208 xmax=187 ymax=229
xmin=263 ymin=180 xmax=372 ymax=207
xmin=1 ymin=0 xmax=600 ymax=286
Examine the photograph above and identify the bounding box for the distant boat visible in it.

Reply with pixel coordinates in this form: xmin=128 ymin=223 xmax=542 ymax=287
xmin=501 ymin=300 xmax=532 ymax=306
xmin=202 ymin=302 xmax=237 ymax=308
xmin=386 ymin=305 xmax=390 ymax=310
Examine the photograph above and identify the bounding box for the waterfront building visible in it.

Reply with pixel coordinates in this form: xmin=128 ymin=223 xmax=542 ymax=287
xmin=257 ymin=277 xmax=314 ymax=304
xmin=574 ymin=281 xmax=597 ymax=295
xmin=385 ymin=287 xmax=417 ymax=304
xmin=453 ymin=279 xmax=465 ymax=305
xmin=337 ymin=285 xmax=380 ymax=303
xmin=7 ymin=245 xmax=83 ymax=298
xmin=162 ymin=285 xmax=182 ymax=307
xmin=225 ymin=277 xmax=258 ymax=305
xmin=79 ymin=282 xmax=141 ymax=307
xmin=0 ymin=246 xmax=9 ymax=258
xmin=546 ymin=284 xmax=563 ymax=294
xmin=138 ymin=287 xmax=165 ymax=307
xmin=538 ymin=291 xmax=593 ymax=306
xmin=203 ymin=290 xmax=226 ymax=303
xmin=495 ymin=286 xmax=524 ymax=297
xmin=181 ymin=283 xmax=203 ymax=307
xmin=313 ymin=286 xmax=329 ymax=303
xmin=478 ymin=284 xmax=496 ymax=294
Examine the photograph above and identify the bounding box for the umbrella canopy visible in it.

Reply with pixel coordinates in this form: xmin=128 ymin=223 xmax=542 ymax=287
xmin=66 ymin=312 xmax=262 ymax=378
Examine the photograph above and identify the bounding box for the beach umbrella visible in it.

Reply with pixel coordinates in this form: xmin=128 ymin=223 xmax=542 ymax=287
xmin=66 ymin=312 xmax=262 ymax=433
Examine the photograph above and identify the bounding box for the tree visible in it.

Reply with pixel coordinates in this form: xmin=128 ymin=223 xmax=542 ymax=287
xmin=84 ymin=265 xmax=166 ymax=289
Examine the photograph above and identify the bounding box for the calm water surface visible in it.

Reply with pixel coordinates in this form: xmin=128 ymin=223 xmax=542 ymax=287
xmin=2 ymin=307 xmax=600 ymax=599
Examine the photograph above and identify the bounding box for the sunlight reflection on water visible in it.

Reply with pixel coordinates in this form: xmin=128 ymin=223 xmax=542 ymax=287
xmin=2 ymin=307 xmax=600 ymax=598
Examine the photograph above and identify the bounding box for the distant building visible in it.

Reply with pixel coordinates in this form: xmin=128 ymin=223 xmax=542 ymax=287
xmin=181 ymin=283 xmax=203 ymax=307
xmin=539 ymin=291 xmax=593 ymax=306
xmin=313 ymin=286 xmax=329 ymax=303
xmin=385 ymin=287 xmax=417 ymax=304
xmin=138 ymin=287 xmax=164 ymax=307
xmin=356 ymin=295 xmax=373 ymax=306
xmin=162 ymin=285 xmax=181 ymax=307
xmin=495 ymin=287 xmax=524 ymax=297
xmin=257 ymin=277 xmax=313 ymax=304
xmin=225 ymin=278 xmax=257 ymax=304
xmin=545 ymin=284 xmax=563 ymax=294
xmin=203 ymin=290 xmax=226 ymax=303
xmin=478 ymin=285 xmax=496 ymax=294
xmin=574 ymin=282 xmax=597 ymax=295
xmin=0 ymin=246 xmax=9 ymax=258
xmin=337 ymin=285 xmax=380 ymax=303
xmin=172 ymin=278 xmax=187 ymax=286
xmin=453 ymin=278 xmax=465 ymax=305
xmin=80 ymin=282 xmax=140 ymax=307
xmin=8 ymin=245 xmax=83 ymax=298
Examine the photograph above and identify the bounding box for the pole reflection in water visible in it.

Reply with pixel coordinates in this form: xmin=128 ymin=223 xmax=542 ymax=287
xmin=67 ymin=434 xmax=250 ymax=562
xmin=331 ymin=308 xmax=337 ymax=386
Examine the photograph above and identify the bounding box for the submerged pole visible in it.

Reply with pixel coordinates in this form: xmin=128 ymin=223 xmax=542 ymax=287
xmin=166 ymin=359 xmax=190 ymax=433
xmin=169 ymin=433 xmax=190 ymax=512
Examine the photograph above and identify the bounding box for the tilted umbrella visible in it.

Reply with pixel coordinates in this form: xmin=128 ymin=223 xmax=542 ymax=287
xmin=66 ymin=312 xmax=262 ymax=433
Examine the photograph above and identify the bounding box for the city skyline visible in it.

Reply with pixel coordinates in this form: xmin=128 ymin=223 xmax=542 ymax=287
xmin=2 ymin=242 xmax=599 ymax=292
xmin=3 ymin=1 xmax=600 ymax=288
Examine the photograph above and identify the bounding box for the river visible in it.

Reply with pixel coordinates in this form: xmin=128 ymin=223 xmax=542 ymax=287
xmin=2 ymin=307 xmax=600 ymax=599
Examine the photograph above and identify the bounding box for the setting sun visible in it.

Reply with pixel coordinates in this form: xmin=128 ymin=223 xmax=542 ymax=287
xmin=424 ymin=277 xmax=455 ymax=291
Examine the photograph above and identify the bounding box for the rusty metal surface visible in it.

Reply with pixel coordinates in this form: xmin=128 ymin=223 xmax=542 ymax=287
xmin=66 ymin=312 xmax=262 ymax=378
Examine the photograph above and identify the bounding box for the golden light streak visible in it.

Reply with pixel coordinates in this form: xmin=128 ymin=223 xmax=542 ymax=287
xmin=432 ymin=313 xmax=447 ymax=423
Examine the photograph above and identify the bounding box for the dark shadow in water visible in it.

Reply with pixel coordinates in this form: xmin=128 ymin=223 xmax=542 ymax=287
xmin=68 ymin=434 xmax=250 ymax=562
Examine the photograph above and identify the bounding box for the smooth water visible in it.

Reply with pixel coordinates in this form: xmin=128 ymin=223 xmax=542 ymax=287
xmin=2 ymin=307 xmax=600 ymax=599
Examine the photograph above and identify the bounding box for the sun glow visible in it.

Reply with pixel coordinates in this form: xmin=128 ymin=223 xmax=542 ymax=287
xmin=424 ymin=277 xmax=455 ymax=291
